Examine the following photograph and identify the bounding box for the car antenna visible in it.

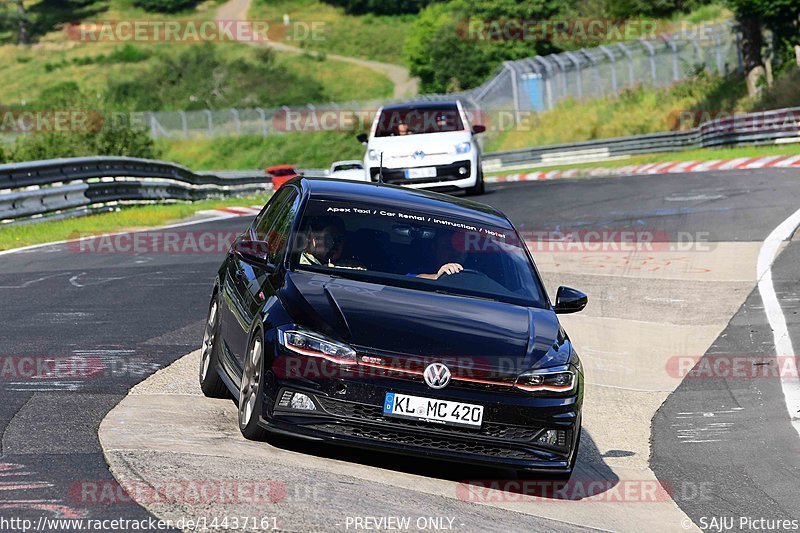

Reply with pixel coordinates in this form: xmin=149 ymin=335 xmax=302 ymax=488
xmin=378 ymin=152 xmax=384 ymax=184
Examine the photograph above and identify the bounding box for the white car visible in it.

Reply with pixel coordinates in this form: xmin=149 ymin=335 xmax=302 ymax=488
xmin=329 ymin=160 xmax=367 ymax=181
xmin=356 ymin=100 xmax=486 ymax=195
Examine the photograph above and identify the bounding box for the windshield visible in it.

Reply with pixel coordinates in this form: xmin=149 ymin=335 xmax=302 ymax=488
xmin=374 ymin=106 xmax=465 ymax=137
xmin=290 ymin=199 xmax=546 ymax=307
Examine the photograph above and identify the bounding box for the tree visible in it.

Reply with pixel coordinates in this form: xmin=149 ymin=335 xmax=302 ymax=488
xmin=14 ymin=0 xmax=28 ymax=44
xmin=405 ymin=0 xmax=567 ymax=93
xmin=725 ymin=0 xmax=800 ymax=95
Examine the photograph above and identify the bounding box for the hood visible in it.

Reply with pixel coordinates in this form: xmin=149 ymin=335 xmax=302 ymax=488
xmin=367 ymin=131 xmax=471 ymax=160
xmin=279 ymin=271 xmax=560 ymax=379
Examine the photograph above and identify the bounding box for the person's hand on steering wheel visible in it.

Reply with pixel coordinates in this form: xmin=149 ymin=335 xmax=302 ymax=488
xmin=436 ymin=263 xmax=464 ymax=278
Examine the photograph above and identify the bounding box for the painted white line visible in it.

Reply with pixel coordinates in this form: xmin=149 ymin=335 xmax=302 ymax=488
xmin=0 ymin=213 xmax=239 ymax=258
xmin=757 ymin=207 xmax=800 ymax=438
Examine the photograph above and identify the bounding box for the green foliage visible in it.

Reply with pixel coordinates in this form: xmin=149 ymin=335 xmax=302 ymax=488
xmin=405 ymin=0 xmax=564 ymax=93
xmin=7 ymin=82 xmax=157 ymax=163
xmin=604 ymin=0 xmax=711 ymax=19
xmin=319 ymin=0 xmax=440 ymax=15
xmin=131 ymin=0 xmax=202 ymax=14
xmin=105 ymin=44 xmax=326 ymax=111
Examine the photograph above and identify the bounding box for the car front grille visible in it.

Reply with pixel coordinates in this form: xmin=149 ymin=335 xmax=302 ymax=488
xmin=316 ymin=396 xmax=542 ymax=442
xmin=307 ymin=423 xmax=535 ymax=460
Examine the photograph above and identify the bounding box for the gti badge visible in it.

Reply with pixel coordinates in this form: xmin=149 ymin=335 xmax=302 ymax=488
xmin=412 ymin=150 xmax=425 ymax=161
xmin=424 ymin=362 xmax=451 ymax=389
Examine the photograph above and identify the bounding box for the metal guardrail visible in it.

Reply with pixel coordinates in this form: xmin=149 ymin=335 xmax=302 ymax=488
xmin=0 ymin=157 xmax=271 ymax=224
xmin=483 ymin=107 xmax=800 ymax=171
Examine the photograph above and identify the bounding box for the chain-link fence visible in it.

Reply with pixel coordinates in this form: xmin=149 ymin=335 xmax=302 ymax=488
xmin=128 ymin=22 xmax=741 ymax=139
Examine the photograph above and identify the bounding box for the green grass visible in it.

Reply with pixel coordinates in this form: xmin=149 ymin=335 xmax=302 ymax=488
xmin=486 ymin=144 xmax=800 ymax=176
xmin=248 ymin=0 xmax=413 ymax=64
xmin=0 ymin=193 xmax=271 ymax=251
xmin=0 ymin=0 xmax=393 ymax=106
xmin=158 ymin=132 xmax=364 ymax=170
xmin=485 ymin=68 xmax=800 ymax=154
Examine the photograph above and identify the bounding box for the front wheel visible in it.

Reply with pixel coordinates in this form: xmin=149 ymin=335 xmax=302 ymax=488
xmin=199 ymin=297 xmax=228 ymax=398
xmin=238 ymin=331 xmax=268 ymax=440
xmin=465 ymin=170 xmax=485 ymax=196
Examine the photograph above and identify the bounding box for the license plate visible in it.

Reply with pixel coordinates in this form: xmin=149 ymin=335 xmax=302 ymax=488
xmin=405 ymin=167 xmax=436 ymax=179
xmin=383 ymin=392 xmax=483 ymax=428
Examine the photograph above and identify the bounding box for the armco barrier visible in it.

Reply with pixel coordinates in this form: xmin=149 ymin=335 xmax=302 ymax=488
xmin=0 ymin=157 xmax=271 ymax=224
xmin=484 ymin=106 xmax=800 ymax=171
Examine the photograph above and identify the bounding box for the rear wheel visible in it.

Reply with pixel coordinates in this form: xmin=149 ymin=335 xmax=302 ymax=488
xmin=238 ymin=332 xmax=268 ymax=440
xmin=199 ymin=297 xmax=228 ymax=398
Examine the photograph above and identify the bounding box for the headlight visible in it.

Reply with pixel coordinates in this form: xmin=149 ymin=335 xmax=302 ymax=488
xmin=278 ymin=327 xmax=357 ymax=365
xmin=367 ymin=149 xmax=379 ymax=161
xmin=455 ymin=142 xmax=471 ymax=154
xmin=515 ymin=366 xmax=576 ymax=393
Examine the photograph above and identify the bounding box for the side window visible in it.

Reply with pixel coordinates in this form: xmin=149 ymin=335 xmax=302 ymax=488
xmin=252 ymin=187 xmax=293 ymax=240
xmin=264 ymin=190 xmax=300 ymax=266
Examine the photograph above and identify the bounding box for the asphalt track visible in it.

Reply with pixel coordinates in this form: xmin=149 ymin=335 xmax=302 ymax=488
xmin=2 ymin=168 xmax=800 ymax=531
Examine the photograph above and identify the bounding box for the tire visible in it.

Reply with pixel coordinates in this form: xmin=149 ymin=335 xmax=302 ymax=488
xmin=238 ymin=330 xmax=268 ymax=440
xmin=199 ymin=296 xmax=228 ymax=398
xmin=465 ymin=170 xmax=485 ymax=196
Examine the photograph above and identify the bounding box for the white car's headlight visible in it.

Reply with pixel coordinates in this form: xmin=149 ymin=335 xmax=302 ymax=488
xmin=278 ymin=327 xmax=357 ymax=365
xmin=367 ymin=149 xmax=379 ymax=161
xmin=455 ymin=142 xmax=472 ymax=154
xmin=514 ymin=366 xmax=576 ymax=393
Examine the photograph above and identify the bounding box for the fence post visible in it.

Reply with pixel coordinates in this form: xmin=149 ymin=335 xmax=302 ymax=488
xmin=564 ymin=51 xmax=583 ymax=101
xmin=231 ymin=109 xmax=241 ymax=136
xmin=549 ymin=53 xmax=568 ymax=103
xmin=639 ymin=39 xmax=657 ymax=85
xmin=580 ymin=49 xmax=600 ymax=98
xmin=256 ymin=107 xmax=268 ymax=136
xmin=599 ymin=45 xmax=618 ymax=93
xmin=617 ymin=43 xmax=634 ymax=87
xmin=504 ymin=62 xmax=521 ymax=125
xmin=204 ymin=110 xmax=213 ymax=137
xmin=179 ymin=111 xmax=188 ymax=139
xmin=664 ymin=35 xmax=680 ymax=81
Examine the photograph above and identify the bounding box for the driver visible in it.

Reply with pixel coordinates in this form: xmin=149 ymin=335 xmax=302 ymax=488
xmin=415 ymin=231 xmax=466 ymax=280
xmin=300 ymin=217 xmax=345 ymax=267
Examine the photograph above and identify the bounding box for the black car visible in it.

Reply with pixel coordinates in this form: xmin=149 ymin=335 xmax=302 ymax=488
xmin=199 ymin=177 xmax=587 ymax=478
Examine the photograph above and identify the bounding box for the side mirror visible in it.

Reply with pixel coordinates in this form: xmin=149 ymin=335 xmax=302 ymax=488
xmin=472 ymin=125 xmax=486 ymax=134
xmin=356 ymin=133 xmax=368 ymax=144
xmin=553 ymin=286 xmax=587 ymax=314
xmin=233 ymin=238 xmax=275 ymax=271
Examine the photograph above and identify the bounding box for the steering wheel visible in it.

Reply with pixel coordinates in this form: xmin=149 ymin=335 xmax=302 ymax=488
xmin=442 ymin=268 xmax=484 ymax=278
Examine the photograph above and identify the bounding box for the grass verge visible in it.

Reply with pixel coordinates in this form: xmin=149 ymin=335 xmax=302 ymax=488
xmin=157 ymin=132 xmax=364 ymax=170
xmin=0 ymin=193 xmax=271 ymax=251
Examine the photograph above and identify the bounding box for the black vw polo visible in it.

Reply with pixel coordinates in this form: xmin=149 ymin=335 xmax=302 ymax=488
xmin=200 ymin=177 xmax=587 ymax=478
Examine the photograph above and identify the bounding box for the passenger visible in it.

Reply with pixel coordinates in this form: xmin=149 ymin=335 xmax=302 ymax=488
xmin=301 ymin=217 xmax=346 ymax=267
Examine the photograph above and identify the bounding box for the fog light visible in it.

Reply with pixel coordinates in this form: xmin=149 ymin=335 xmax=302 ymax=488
xmin=289 ymin=392 xmax=316 ymax=411
xmin=458 ymin=166 xmax=467 ymax=175
xmin=537 ymin=429 xmax=566 ymax=446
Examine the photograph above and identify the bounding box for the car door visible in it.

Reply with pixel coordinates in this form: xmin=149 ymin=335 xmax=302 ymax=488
xmin=219 ymin=188 xmax=294 ymax=371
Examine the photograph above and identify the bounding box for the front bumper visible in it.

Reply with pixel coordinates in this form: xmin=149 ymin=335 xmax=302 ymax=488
xmin=367 ymin=160 xmax=477 ymax=189
xmin=259 ymin=369 xmax=582 ymax=473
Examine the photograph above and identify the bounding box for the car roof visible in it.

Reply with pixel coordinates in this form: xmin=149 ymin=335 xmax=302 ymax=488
xmin=331 ymin=160 xmax=363 ymax=166
xmin=380 ymin=101 xmax=460 ymax=112
xmin=294 ymin=178 xmax=513 ymax=229
xmin=267 ymin=164 xmax=297 ymax=170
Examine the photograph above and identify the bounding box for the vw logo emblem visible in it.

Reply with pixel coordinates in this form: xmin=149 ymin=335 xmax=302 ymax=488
xmin=424 ymin=362 xmax=451 ymax=389
xmin=412 ymin=150 xmax=425 ymax=160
